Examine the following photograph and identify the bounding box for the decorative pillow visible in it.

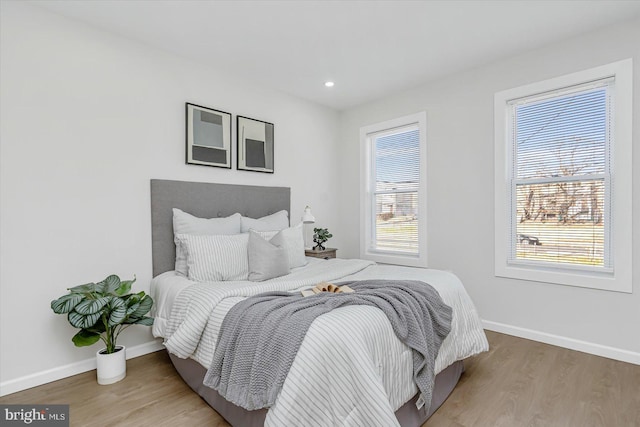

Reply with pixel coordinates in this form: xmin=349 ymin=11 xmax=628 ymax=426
xmin=248 ymin=231 xmax=290 ymax=282
xmin=240 ymin=210 xmax=289 ymax=233
xmin=255 ymin=229 xmax=279 ymax=240
xmin=255 ymin=223 xmax=306 ymax=269
xmin=175 ymin=233 xmax=249 ymax=282
xmin=172 ymin=209 xmax=242 ymax=276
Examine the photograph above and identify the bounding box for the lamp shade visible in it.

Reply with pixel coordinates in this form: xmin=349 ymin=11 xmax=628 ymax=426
xmin=302 ymin=206 xmax=315 ymax=223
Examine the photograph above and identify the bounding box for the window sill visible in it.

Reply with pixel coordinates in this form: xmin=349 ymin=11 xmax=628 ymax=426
xmin=495 ymin=262 xmax=631 ymax=293
xmin=362 ymin=250 xmax=427 ymax=268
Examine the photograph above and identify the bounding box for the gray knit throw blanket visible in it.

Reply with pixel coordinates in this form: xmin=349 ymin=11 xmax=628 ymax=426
xmin=203 ymin=279 xmax=452 ymax=412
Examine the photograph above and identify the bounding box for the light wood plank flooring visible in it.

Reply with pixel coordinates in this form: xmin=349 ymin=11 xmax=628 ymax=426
xmin=1 ymin=331 xmax=638 ymax=426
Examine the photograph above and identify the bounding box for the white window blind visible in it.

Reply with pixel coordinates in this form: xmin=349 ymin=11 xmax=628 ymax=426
xmin=508 ymin=79 xmax=612 ymax=270
xmin=370 ymin=125 xmax=420 ymax=255
xmin=495 ymin=59 xmax=631 ymax=292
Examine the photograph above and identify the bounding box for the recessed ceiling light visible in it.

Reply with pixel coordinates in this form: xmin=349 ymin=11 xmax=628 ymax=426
xmin=324 ymin=81 xmax=335 ymax=88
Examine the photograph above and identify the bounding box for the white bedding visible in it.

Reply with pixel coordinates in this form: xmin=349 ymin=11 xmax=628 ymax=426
xmin=152 ymin=258 xmax=488 ymax=426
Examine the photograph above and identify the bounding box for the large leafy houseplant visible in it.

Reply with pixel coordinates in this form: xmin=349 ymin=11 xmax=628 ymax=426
xmin=51 ymin=275 xmax=154 ymax=354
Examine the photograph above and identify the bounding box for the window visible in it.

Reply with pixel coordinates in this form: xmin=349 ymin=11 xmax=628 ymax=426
xmin=360 ymin=112 xmax=427 ymax=267
xmin=494 ymin=60 xmax=632 ymax=292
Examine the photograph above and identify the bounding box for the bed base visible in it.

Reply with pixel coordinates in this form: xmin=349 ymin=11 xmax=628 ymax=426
xmin=169 ymin=352 xmax=463 ymax=427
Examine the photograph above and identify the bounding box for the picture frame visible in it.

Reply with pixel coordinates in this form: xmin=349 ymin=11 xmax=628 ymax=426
xmin=237 ymin=116 xmax=274 ymax=173
xmin=185 ymin=103 xmax=232 ymax=168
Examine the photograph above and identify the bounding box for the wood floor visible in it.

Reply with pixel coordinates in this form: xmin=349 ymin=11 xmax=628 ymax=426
xmin=2 ymin=331 xmax=638 ymax=426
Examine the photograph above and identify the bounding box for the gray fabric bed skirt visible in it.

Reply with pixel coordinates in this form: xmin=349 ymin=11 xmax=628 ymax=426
xmin=168 ymin=351 xmax=464 ymax=427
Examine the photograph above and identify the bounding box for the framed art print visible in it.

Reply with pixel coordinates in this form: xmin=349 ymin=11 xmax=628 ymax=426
xmin=237 ymin=115 xmax=274 ymax=173
xmin=186 ymin=103 xmax=232 ymax=168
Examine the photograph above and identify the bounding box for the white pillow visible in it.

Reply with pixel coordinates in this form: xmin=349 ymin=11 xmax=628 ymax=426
xmin=254 ymin=230 xmax=279 ymax=240
xmin=240 ymin=210 xmax=289 ymax=232
xmin=255 ymin=223 xmax=306 ymax=269
xmin=175 ymin=233 xmax=249 ymax=282
xmin=248 ymin=231 xmax=290 ymax=281
xmin=172 ymin=209 xmax=241 ymax=276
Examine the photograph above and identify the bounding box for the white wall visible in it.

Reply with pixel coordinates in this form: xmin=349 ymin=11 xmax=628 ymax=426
xmin=0 ymin=2 xmax=341 ymax=393
xmin=338 ymin=19 xmax=640 ymax=361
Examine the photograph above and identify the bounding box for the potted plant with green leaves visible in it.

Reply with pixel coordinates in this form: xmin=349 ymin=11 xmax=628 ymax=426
xmin=50 ymin=274 xmax=154 ymax=385
xmin=312 ymin=227 xmax=333 ymax=251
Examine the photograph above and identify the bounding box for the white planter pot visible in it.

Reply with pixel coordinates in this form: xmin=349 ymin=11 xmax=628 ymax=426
xmin=96 ymin=345 xmax=126 ymax=385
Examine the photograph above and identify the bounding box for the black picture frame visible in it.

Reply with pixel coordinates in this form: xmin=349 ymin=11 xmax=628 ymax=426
xmin=237 ymin=115 xmax=274 ymax=173
xmin=186 ymin=103 xmax=232 ymax=169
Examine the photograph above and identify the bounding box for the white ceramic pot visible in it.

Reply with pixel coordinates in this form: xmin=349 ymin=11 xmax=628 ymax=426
xmin=96 ymin=345 xmax=126 ymax=385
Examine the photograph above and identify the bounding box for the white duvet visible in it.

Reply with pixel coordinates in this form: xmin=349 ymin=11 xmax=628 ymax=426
xmin=152 ymin=258 xmax=488 ymax=427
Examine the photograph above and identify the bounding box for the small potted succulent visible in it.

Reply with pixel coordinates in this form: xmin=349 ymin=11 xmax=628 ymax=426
xmin=312 ymin=227 xmax=333 ymax=251
xmin=50 ymin=274 xmax=154 ymax=385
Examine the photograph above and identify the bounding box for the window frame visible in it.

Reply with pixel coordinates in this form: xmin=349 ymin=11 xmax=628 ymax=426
xmin=494 ymin=59 xmax=633 ymax=293
xmin=360 ymin=112 xmax=428 ymax=267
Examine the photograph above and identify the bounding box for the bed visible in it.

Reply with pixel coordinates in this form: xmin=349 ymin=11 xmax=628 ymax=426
xmin=150 ymin=179 xmax=488 ymax=427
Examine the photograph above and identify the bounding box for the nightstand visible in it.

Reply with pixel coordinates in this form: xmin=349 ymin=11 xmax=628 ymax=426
xmin=305 ymin=248 xmax=337 ymax=260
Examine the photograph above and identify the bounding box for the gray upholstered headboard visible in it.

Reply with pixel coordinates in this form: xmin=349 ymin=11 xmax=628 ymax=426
xmin=150 ymin=179 xmax=291 ymax=277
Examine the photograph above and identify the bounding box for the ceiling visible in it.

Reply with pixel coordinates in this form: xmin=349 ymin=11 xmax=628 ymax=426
xmin=30 ymin=0 xmax=640 ymax=111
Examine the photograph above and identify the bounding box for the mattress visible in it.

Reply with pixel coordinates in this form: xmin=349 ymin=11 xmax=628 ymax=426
xmin=152 ymin=258 xmax=488 ymax=426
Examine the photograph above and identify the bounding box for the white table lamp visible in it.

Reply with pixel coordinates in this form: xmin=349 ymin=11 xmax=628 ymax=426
xmin=302 ymin=206 xmax=315 ymax=249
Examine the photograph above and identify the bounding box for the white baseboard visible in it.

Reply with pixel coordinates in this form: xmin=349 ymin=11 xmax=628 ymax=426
xmin=483 ymin=320 xmax=640 ymax=365
xmin=0 ymin=339 xmax=165 ymax=397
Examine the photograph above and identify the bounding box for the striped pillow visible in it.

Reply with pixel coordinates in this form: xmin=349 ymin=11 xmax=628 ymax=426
xmin=172 ymin=209 xmax=242 ymax=276
xmin=175 ymin=233 xmax=249 ymax=282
